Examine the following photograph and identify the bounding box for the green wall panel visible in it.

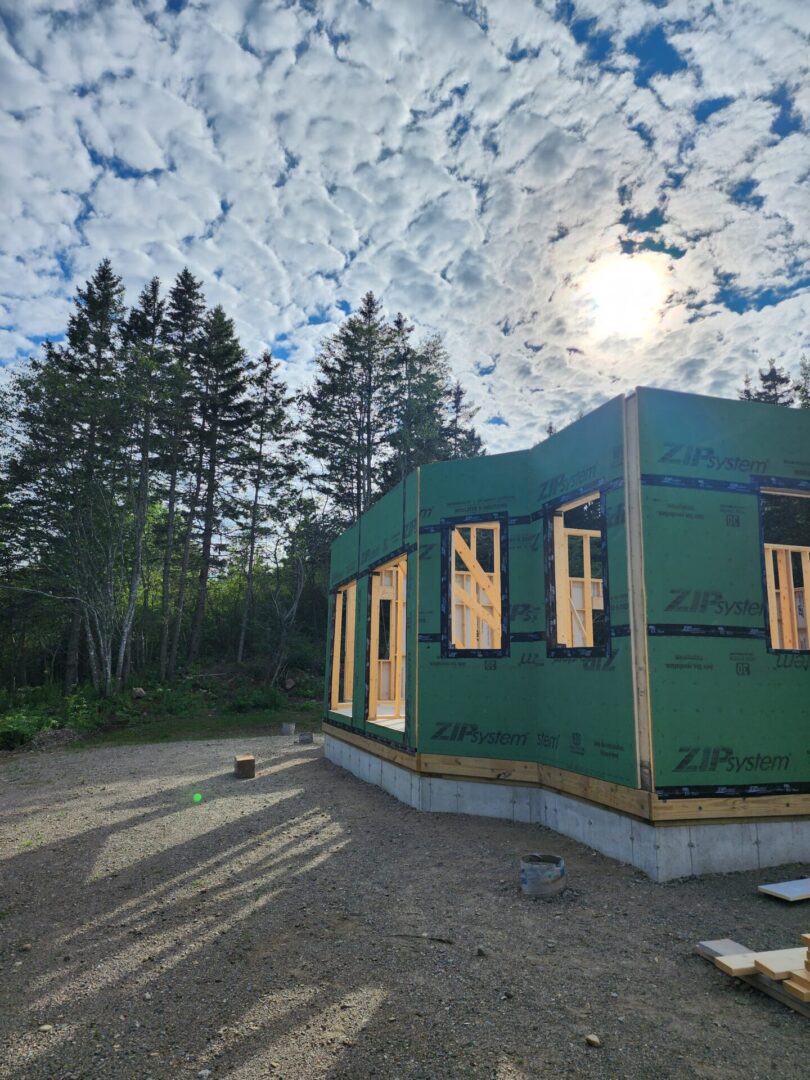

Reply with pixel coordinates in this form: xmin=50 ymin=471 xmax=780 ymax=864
xmin=648 ymin=637 xmax=809 ymax=788
xmin=416 ymin=396 xmax=639 ymax=787
xmin=637 ymin=387 xmax=810 ymax=791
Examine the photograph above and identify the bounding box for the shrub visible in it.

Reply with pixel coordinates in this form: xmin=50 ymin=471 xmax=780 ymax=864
xmin=228 ymin=687 xmax=285 ymax=714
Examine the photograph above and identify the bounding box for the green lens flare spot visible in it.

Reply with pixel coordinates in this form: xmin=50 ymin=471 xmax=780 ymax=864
xmin=193 ymin=793 xmax=203 ymax=803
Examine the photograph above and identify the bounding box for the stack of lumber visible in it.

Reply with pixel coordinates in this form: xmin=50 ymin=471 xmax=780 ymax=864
xmin=697 ymin=934 xmax=810 ymax=1016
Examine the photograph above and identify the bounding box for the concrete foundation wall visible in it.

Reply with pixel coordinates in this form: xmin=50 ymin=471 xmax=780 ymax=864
xmin=324 ymin=735 xmax=810 ymax=882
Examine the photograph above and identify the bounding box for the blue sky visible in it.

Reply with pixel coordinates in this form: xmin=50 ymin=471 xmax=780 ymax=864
xmin=1 ymin=0 xmax=809 ymax=450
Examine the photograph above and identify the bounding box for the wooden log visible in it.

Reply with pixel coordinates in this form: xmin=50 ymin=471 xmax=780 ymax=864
xmin=234 ymin=754 xmax=256 ymax=780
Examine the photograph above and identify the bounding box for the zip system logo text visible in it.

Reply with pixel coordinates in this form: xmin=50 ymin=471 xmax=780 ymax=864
xmin=659 ymin=443 xmax=767 ymax=474
xmin=674 ymin=746 xmax=791 ymax=774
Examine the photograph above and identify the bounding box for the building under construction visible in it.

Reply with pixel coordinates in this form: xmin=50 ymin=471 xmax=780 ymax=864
xmin=323 ymin=387 xmax=810 ymax=880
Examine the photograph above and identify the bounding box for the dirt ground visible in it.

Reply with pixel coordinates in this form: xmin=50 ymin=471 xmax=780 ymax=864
xmin=0 ymin=736 xmax=807 ymax=1080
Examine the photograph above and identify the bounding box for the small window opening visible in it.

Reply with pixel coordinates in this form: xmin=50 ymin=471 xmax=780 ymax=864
xmin=550 ymin=493 xmax=607 ymax=651
xmin=330 ymin=581 xmax=356 ymax=713
xmin=369 ymin=555 xmax=407 ymax=731
xmin=451 ymin=522 xmax=502 ymax=651
xmin=763 ymin=492 xmax=810 ymax=651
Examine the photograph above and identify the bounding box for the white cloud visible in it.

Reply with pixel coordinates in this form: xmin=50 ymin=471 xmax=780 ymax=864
xmin=1 ymin=0 xmax=809 ymax=453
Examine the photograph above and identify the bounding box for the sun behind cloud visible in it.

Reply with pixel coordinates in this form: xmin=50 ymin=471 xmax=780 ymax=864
xmin=582 ymin=254 xmax=670 ymax=340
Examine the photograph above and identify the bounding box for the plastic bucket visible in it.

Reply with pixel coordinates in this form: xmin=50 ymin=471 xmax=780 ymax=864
xmin=280 ymin=722 xmax=296 ymax=736
xmin=520 ymin=853 xmax=567 ymax=897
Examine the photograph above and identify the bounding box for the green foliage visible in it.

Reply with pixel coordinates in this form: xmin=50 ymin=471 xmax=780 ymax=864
xmin=228 ymin=686 xmax=284 ymax=713
xmin=739 ymin=362 xmax=795 ymax=405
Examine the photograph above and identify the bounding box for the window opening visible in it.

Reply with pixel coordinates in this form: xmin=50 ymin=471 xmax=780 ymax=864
xmin=451 ymin=522 xmax=502 ymax=651
xmin=550 ymin=493 xmax=607 ymax=651
xmin=330 ymin=581 xmax=356 ymax=712
xmin=763 ymin=491 xmax=810 ymax=651
xmin=369 ymin=555 xmax=407 ymax=730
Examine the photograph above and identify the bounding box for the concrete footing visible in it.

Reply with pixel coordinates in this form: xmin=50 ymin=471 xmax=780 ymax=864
xmin=324 ymin=734 xmax=810 ymax=881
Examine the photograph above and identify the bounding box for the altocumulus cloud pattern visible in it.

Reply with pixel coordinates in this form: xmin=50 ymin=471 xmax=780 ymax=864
xmin=1 ymin=0 xmax=809 ymax=449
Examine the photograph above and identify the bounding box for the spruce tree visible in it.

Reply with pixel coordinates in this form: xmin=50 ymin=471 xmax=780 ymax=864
xmin=739 ymin=361 xmax=795 ymax=405
xmin=159 ymin=268 xmax=206 ymax=680
xmin=236 ymin=350 xmax=298 ymax=663
xmin=379 ymin=315 xmax=451 ymax=492
xmin=187 ymin=306 xmax=255 ymax=663
xmin=795 ymin=356 xmax=810 ymax=410
xmin=444 ymin=380 xmax=484 ymax=459
xmin=115 ymin=277 xmax=167 ymax=691
xmin=304 ymin=292 xmax=393 ymax=521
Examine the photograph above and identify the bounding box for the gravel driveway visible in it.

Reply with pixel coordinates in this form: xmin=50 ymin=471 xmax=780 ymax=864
xmin=1 ymin=736 xmax=807 ymax=1079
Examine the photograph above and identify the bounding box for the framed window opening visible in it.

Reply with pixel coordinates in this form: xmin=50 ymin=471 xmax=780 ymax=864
xmin=442 ymin=517 xmax=508 ymax=658
xmin=368 ymin=554 xmax=407 ymax=732
xmin=330 ymin=580 xmax=356 ymax=714
xmin=547 ymin=492 xmax=609 ymax=656
xmin=762 ymin=490 xmax=810 ymax=652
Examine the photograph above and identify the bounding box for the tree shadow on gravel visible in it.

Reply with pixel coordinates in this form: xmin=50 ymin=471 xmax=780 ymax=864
xmin=1 ymin=746 xmax=809 ymax=1080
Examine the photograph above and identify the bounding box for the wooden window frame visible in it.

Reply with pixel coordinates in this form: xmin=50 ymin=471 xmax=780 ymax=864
xmin=441 ymin=516 xmax=509 ymax=659
xmin=330 ymin=580 xmax=356 ymax=711
xmin=368 ymin=555 xmax=407 ymax=723
xmin=545 ymin=491 xmax=610 ymax=658
xmin=761 ymin=489 xmax=810 ymax=653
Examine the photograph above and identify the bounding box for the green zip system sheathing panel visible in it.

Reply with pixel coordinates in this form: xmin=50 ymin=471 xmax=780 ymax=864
xmin=326 ymin=475 xmax=417 ymax=750
xmin=636 ymin=387 xmax=810 ymax=794
xmin=416 ymin=396 xmax=639 ymax=787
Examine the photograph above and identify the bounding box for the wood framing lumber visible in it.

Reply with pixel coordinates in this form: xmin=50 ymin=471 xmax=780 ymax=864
xmin=322 ymin=721 xmax=416 ymax=771
xmin=801 ymin=934 xmax=810 ymax=947
xmin=651 ymin=792 xmax=810 ymax=821
xmin=695 ymin=939 xmax=810 ymax=1020
xmin=714 ymin=953 xmax=759 ymax=977
xmin=784 ymin=979 xmax=810 ymax=1003
xmin=754 ymin=949 xmax=808 ymax=981
xmin=786 ymin=968 xmax=810 ymax=989
xmin=757 ymin=879 xmax=810 ymax=902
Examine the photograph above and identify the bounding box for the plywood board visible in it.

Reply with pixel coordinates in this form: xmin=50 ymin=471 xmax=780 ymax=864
xmin=757 ymin=879 xmax=810 ymax=902
xmin=753 ymin=949 xmax=808 ymax=981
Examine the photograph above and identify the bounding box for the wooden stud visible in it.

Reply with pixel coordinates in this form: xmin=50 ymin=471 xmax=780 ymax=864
xmin=776 ymin=547 xmax=798 ymax=648
xmin=582 ymin=533 xmax=593 ymax=648
xmin=553 ymin=512 xmax=571 ymax=646
xmin=764 ymin=545 xmax=780 ymax=647
xmin=330 ymin=589 xmax=344 ymax=710
xmin=368 ymin=571 xmax=381 ymax=723
xmin=623 ymin=391 xmax=655 ymax=793
xmin=343 ymin=581 xmax=356 ymax=703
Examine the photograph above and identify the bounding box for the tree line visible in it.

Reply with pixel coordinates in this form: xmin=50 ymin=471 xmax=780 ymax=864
xmin=0 ymin=261 xmax=483 ymax=696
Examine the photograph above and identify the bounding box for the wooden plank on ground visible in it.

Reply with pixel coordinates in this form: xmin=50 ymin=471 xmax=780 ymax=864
xmin=757 ymin=879 xmax=810 ymax=902
xmin=695 ymin=938 xmax=810 ymax=1020
xmin=783 ymin=979 xmax=810 ymax=1003
xmin=754 ymin=949 xmax=809 ymax=980
xmin=714 ymin=952 xmax=759 ymax=977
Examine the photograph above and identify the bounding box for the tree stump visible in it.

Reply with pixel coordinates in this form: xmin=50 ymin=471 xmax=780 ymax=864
xmin=234 ymin=754 xmax=255 ymax=779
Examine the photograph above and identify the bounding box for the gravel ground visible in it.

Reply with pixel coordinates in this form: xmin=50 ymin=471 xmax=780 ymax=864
xmin=0 ymin=736 xmax=808 ymax=1080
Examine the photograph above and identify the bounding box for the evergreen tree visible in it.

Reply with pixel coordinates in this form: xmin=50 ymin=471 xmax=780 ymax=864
xmin=378 ymin=316 xmax=452 ymax=491
xmin=187 ymin=306 xmax=255 ymax=663
xmin=115 ymin=277 xmax=167 ymax=691
xmin=236 ymin=350 xmax=298 ymax=663
xmin=304 ymin=292 xmax=393 ymax=521
xmin=739 ymin=361 xmax=795 ymax=405
xmin=9 ymin=260 xmax=129 ymax=695
xmin=795 ymin=356 xmax=810 ymax=410
xmin=158 ymin=268 xmax=206 ymax=680
xmin=444 ymin=380 xmax=484 ymax=459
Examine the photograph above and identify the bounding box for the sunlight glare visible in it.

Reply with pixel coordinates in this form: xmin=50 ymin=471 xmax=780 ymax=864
xmin=583 ymin=254 xmax=668 ymax=339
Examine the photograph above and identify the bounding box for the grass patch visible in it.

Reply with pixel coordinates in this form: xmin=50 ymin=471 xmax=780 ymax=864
xmin=75 ymin=699 xmax=321 ymax=748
